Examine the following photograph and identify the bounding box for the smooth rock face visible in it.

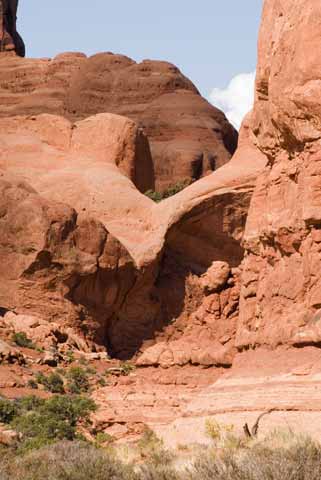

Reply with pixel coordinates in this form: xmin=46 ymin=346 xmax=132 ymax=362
xmin=237 ymin=0 xmax=321 ymax=350
xmin=0 ymin=52 xmax=237 ymax=190
xmin=0 ymin=113 xmax=155 ymax=194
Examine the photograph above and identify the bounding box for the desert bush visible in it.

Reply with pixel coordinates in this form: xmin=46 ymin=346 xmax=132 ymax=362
xmin=16 ymin=395 xmax=45 ymax=412
xmin=163 ymin=180 xmax=191 ymax=198
xmin=144 ymin=190 xmax=164 ymax=203
xmin=95 ymin=431 xmax=115 ymax=446
xmin=0 ymin=426 xmax=319 ymax=480
xmin=36 ymin=372 xmax=65 ymax=394
xmin=0 ymin=440 xmax=138 ymax=480
xmin=27 ymin=379 xmax=38 ymax=390
xmin=67 ymin=366 xmax=90 ymax=394
xmin=0 ymin=397 xmax=18 ymax=423
xmin=145 ymin=179 xmax=192 ymax=203
xmin=12 ymin=332 xmax=35 ymax=349
xmin=138 ymin=427 xmax=174 ymax=467
xmin=98 ymin=376 xmax=107 ymax=387
xmin=204 ymin=419 xmax=222 ymax=442
xmin=9 ymin=395 xmax=97 ymax=452
xmin=65 ymin=349 xmax=75 ymax=363
xmin=119 ymin=361 xmax=136 ymax=376
xmin=139 ymin=464 xmax=179 ymax=480
xmin=205 ymin=419 xmax=245 ymax=451
xmin=188 ymin=431 xmax=321 ymax=480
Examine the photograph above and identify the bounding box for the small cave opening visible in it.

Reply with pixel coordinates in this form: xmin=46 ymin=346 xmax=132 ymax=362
xmin=0 ymin=307 xmax=9 ymax=317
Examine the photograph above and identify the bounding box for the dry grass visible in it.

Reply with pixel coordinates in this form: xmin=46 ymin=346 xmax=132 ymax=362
xmin=188 ymin=429 xmax=321 ymax=480
xmin=0 ymin=441 xmax=137 ymax=480
xmin=0 ymin=429 xmax=320 ymax=479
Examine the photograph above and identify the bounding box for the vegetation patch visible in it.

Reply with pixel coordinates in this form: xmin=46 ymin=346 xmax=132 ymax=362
xmin=35 ymin=372 xmax=65 ymax=394
xmin=145 ymin=179 xmax=192 ymax=203
xmin=0 ymin=418 xmax=319 ymax=479
xmin=0 ymin=440 xmax=137 ymax=480
xmin=0 ymin=394 xmax=96 ymax=453
xmin=66 ymin=366 xmax=91 ymax=394
xmin=12 ymin=332 xmax=35 ymax=349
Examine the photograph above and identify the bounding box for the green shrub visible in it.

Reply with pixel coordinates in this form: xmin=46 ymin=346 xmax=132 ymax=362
xmin=78 ymin=356 xmax=89 ymax=365
xmin=119 ymin=362 xmax=136 ymax=376
xmin=35 ymin=372 xmax=65 ymax=394
xmin=0 ymin=398 xmax=18 ymax=423
xmin=144 ymin=190 xmax=164 ymax=203
xmin=95 ymin=432 xmax=115 ymax=445
xmin=86 ymin=366 xmax=97 ymax=375
xmin=65 ymin=350 xmax=75 ymax=363
xmin=144 ymin=179 xmax=192 ymax=203
xmin=138 ymin=427 xmax=173 ymax=467
xmin=0 ymin=394 xmax=94 ymax=452
xmin=162 ymin=179 xmax=191 ymax=198
xmin=67 ymin=367 xmax=90 ymax=394
xmin=98 ymin=377 xmax=107 ymax=387
xmin=12 ymin=332 xmax=35 ymax=349
xmin=11 ymin=395 xmax=96 ymax=452
xmin=44 ymin=395 xmax=96 ymax=427
xmin=16 ymin=396 xmax=45 ymax=412
xmin=26 ymin=379 xmax=38 ymax=390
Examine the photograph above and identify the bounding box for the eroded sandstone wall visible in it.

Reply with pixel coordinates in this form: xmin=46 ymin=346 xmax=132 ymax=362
xmin=0 ymin=110 xmax=265 ymax=360
xmin=237 ymin=0 xmax=321 ymax=349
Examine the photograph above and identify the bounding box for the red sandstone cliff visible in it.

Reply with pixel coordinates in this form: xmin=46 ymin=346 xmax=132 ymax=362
xmin=2 ymin=0 xmax=321 ymax=366
xmin=237 ymin=0 xmax=321 ymax=350
xmin=0 ymin=52 xmax=237 ymax=191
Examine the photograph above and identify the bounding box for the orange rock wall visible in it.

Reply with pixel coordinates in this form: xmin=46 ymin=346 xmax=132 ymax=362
xmin=237 ymin=0 xmax=321 ymax=349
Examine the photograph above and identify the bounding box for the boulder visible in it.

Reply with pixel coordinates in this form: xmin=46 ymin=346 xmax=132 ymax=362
xmin=0 ymin=339 xmax=25 ymax=364
xmin=41 ymin=349 xmax=60 ymax=367
xmin=137 ymin=338 xmax=234 ymax=368
xmin=0 ymin=424 xmax=19 ymax=446
xmin=201 ymin=261 xmax=231 ymax=294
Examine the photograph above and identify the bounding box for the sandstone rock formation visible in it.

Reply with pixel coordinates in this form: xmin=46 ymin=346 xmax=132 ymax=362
xmin=0 ymin=338 xmax=24 ymax=365
xmin=237 ymin=0 xmax=321 ymax=350
xmin=2 ymin=0 xmax=321 ymax=448
xmin=0 ymin=0 xmax=25 ymax=57
xmin=0 ymin=52 xmax=237 ymax=190
xmin=0 ymin=110 xmax=265 ymax=359
xmin=150 ymin=0 xmax=321 ymax=446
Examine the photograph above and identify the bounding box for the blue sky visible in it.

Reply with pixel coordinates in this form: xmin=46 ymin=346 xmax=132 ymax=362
xmin=19 ymin=1 xmax=263 ymax=128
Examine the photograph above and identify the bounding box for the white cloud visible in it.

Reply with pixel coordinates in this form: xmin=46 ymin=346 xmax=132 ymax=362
xmin=209 ymin=72 xmax=255 ymax=130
